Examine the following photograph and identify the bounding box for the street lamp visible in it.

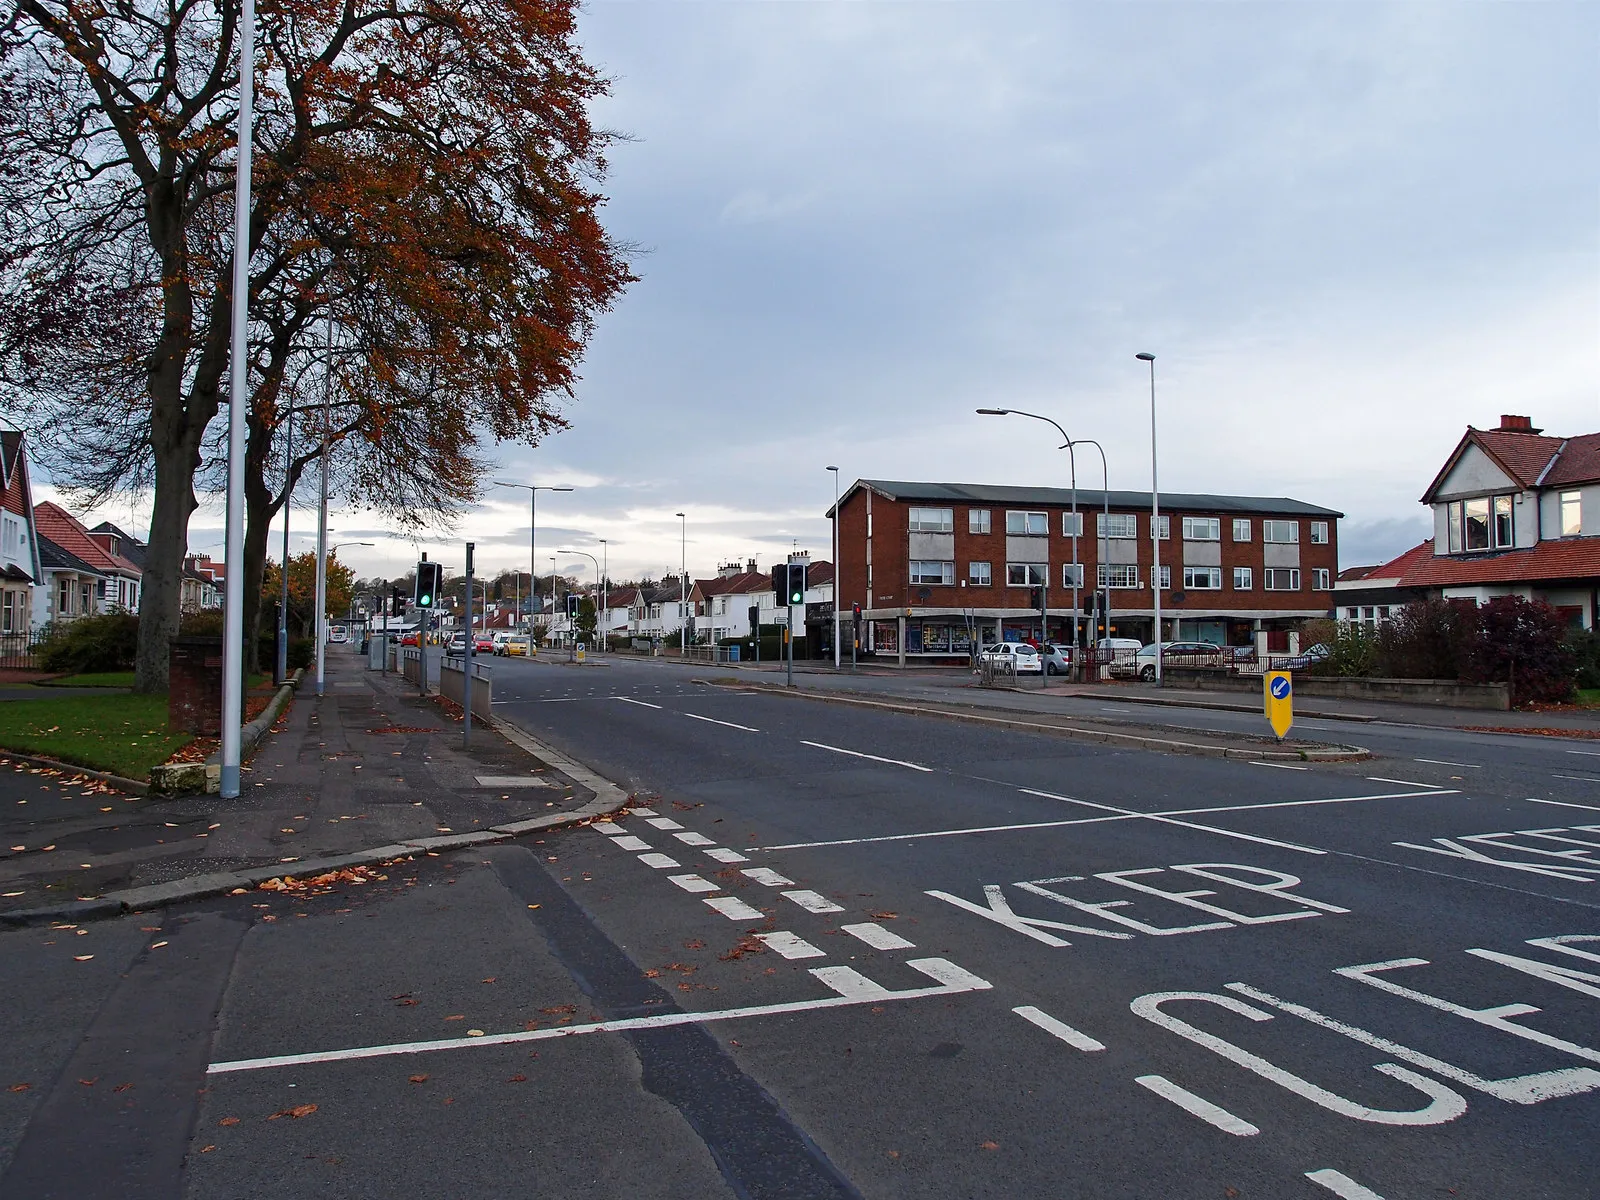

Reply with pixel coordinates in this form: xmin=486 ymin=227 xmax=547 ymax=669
xmin=274 ymin=400 xmax=296 ymax=687
xmin=557 ymin=548 xmax=600 ymax=651
xmin=494 ymin=481 xmax=573 ymax=631
xmin=1136 ymin=352 xmax=1162 ymax=683
xmin=598 ymin=538 xmax=608 ymax=654
xmin=675 ymin=512 xmax=686 ymax=655
xmin=827 ymin=466 xmax=840 ymax=669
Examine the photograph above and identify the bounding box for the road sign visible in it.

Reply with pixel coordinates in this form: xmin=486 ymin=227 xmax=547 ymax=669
xmin=1264 ymin=669 xmax=1293 ymax=739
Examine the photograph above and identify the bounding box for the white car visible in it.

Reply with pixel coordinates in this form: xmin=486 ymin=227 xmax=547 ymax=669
xmin=1123 ymin=640 xmax=1225 ymax=681
xmin=328 ymin=625 xmax=349 ymax=644
xmin=978 ymin=642 xmax=1043 ymax=675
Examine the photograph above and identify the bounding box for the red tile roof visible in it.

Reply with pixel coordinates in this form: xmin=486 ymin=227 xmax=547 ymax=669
xmin=1397 ymin=538 xmax=1600 ymax=588
xmin=1542 ymin=432 xmax=1600 ymax=487
xmin=1421 ymin=426 xmax=1584 ymax=501
xmin=32 ymin=502 xmax=141 ymax=576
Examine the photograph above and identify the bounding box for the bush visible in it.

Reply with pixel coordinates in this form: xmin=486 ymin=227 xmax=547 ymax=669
xmin=37 ymin=612 xmax=140 ymax=674
xmin=256 ymin=636 xmax=313 ymax=672
xmin=1314 ymin=624 xmax=1379 ymax=678
xmin=1568 ymin=629 xmax=1600 ymax=690
xmin=1463 ymin=595 xmax=1575 ymax=706
xmin=1374 ymin=597 xmax=1477 ymax=680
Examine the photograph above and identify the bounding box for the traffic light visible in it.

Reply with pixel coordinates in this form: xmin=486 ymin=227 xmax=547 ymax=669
xmin=852 ymin=602 xmax=861 ymax=621
xmin=415 ymin=561 xmax=443 ymax=608
xmin=567 ymin=593 xmax=580 ymax=617
xmin=787 ymin=562 xmax=805 ymax=605
xmin=771 ymin=564 xmax=788 ymax=600
xmin=1030 ymin=586 xmax=1044 ymax=611
xmin=391 ymin=586 xmax=404 ymax=616
xmin=748 ymin=605 xmax=759 ymax=634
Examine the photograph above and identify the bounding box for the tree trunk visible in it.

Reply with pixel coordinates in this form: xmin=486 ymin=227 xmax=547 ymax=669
xmin=241 ymin=407 xmax=279 ymax=677
xmin=134 ymin=421 xmax=201 ymax=693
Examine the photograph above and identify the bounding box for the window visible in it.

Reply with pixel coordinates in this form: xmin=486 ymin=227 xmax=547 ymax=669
xmin=1098 ymin=513 xmax=1138 ymax=539
xmin=1006 ymin=510 xmax=1048 ymax=536
xmin=58 ymin=579 xmax=72 ymax=616
xmin=1006 ymin=563 xmax=1046 ymax=586
xmin=1232 ymin=518 xmax=1251 ymax=542
xmin=908 ymin=507 xmax=953 ymax=533
xmin=1462 ymin=497 xmax=1490 ymax=550
xmin=910 ymin=560 xmax=955 ymax=585
xmin=1443 ymin=495 xmax=1517 ymax=552
xmin=1562 ymin=491 xmax=1582 ymax=537
xmin=968 ymin=509 xmax=991 ymax=535
xmin=1447 ymin=503 xmax=1462 ymax=553
xmin=1312 ymin=568 xmax=1331 ymax=590
xmin=1494 ymin=496 xmax=1513 ymax=547
xmin=1154 ymin=514 xmax=1170 ymax=540
xmin=969 ymin=561 xmax=991 ymax=586
xmin=1182 ymin=567 xmax=1222 ymax=590
xmin=1152 ymin=565 xmax=1171 ymax=590
xmin=1098 ymin=564 xmax=1140 ymax=589
xmin=1061 ymin=563 xmax=1084 ymax=589
xmin=1263 ymin=520 xmax=1299 ymax=543
xmin=0 ymin=515 xmax=18 ymax=558
xmin=1233 ymin=567 xmax=1253 ymax=591
xmin=1264 ymin=568 xmax=1301 ymax=591
xmin=0 ymin=590 xmax=11 ymax=633
xmin=1181 ymin=517 xmax=1220 ymax=541
xmin=1061 ymin=511 xmax=1083 ymax=537
xmin=1310 ymin=521 xmax=1329 ymax=544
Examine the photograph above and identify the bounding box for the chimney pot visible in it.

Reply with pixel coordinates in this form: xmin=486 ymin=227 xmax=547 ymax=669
xmin=1497 ymin=414 xmax=1540 ymax=433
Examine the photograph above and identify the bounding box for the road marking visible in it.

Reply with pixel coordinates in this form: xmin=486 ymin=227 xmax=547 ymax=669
xmin=684 ymin=713 xmax=761 ymax=732
xmin=1528 ymin=796 xmax=1600 ymax=813
xmin=1248 ymin=762 xmax=1308 ymax=771
xmin=799 ymin=741 xmax=933 ymax=772
xmin=646 ymin=817 xmax=685 ymax=830
xmin=674 ymin=831 xmax=717 ymax=846
xmin=740 ymin=867 xmax=795 ymax=887
xmin=1134 ymin=1075 xmax=1258 ymax=1136
xmin=782 ymin=889 xmax=845 ymax=914
xmin=638 ymin=853 xmax=680 ymax=869
xmin=536 ymin=697 xmax=583 ymax=703
xmin=668 ymin=874 xmax=719 ymax=894
xmin=1566 ymin=750 xmax=1600 ymax=757
xmin=1013 ymin=1005 xmax=1105 ymax=1052
xmin=593 ymin=823 xmax=626 ymax=837
xmin=1552 ymin=774 xmax=1600 ymax=785
xmin=810 ymin=965 xmax=894 ymax=999
xmin=1019 ymin=788 xmax=1325 ymax=856
xmin=1305 ymin=1168 xmax=1386 ymax=1199
xmin=755 ymin=931 xmax=826 ymax=960
xmin=1367 ymin=777 xmax=1438 ymax=788
xmin=1415 ymin=758 xmax=1478 ymax=769
xmin=474 ymin=775 xmax=556 ymax=788
xmin=613 ymin=697 xmax=663 ymax=709
xmin=841 ymin=922 xmax=915 ymax=951
xmin=207 ymin=960 xmax=992 ymax=1075
xmin=705 ymin=848 xmax=749 ymax=864
xmin=703 ymin=895 xmax=766 ymax=921
xmin=627 ymin=807 xmax=659 ymax=817
xmin=611 ymin=836 xmax=652 ymax=852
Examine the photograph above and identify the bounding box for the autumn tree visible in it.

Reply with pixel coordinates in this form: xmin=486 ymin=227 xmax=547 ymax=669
xmin=0 ymin=0 xmax=632 ymax=693
xmin=261 ymin=551 xmax=354 ymax=640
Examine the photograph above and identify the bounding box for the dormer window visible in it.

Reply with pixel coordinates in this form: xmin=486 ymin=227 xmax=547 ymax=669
xmin=1445 ymin=495 xmax=1514 ymax=553
xmin=1561 ymin=491 xmax=1582 ymax=537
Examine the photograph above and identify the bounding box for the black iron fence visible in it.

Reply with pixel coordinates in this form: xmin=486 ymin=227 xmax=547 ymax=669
xmin=0 ymin=630 xmax=46 ymax=671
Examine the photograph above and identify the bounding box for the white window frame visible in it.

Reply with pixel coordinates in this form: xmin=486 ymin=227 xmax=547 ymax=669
xmin=1233 ymin=567 xmax=1253 ymax=591
xmin=1061 ymin=511 xmax=1083 ymax=537
xmin=1182 ymin=566 xmax=1222 ymax=590
xmin=1232 ymin=518 xmax=1251 ymax=542
xmin=1006 ymin=510 xmax=1048 ymax=537
xmin=1154 ymin=514 xmax=1170 ymax=540
xmin=968 ymin=508 xmax=991 ymax=535
xmin=969 ymin=561 xmax=992 ymax=587
xmin=1312 ymin=568 xmax=1331 ymax=590
xmin=908 ymin=507 xmax=954 ymax=534
xmin=1006 ymin=562 xmax=1047 ymax=587
xmin=1263 ymin=520 xmax=1299 ymax=544
xmin=910 ymin=560 xmax=955 ymax=585
xmin=1561 ymin=491 xmax=1582 ymax=538
xmin=1181 ymin=517 xmax=1221 ymax=542
xmin=1151 ymin=564 xmax=1170 ymax=590
xmin=1264 ymin=568 xmax=1302 ymax=591
xmin=1309 ymin=521 xmax=1329 ymax=545
xmin=1061 ymin=563 xmax=1084 ymax=589
xmin=1098 ymin=563 xmax=1140 ymax=589
xmin=1098 ymin=513 xmax=1138 ymax=539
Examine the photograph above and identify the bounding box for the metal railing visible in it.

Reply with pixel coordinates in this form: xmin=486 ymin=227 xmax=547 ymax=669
xmin=0 ymin=630 xmax=46 ymax=671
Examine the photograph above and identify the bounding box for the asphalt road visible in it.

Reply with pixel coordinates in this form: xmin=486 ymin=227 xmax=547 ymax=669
xmin=1 ymin=651 xmax=1595 ymax=1199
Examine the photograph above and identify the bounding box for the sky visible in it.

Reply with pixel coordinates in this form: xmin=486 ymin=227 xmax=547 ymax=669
xmin=41 ymin=1 xmax=1600 ymax=589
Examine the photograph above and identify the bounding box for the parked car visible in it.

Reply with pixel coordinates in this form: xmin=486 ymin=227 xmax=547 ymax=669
xmin=444 ymin=631 xmax=468 ymax=656
xmin=978 ymin=642 xmax=1043 ymax=675
xmin=1120 ymin=640 xmax=1225 ymax=681
xmin=399 ymin=631 xmax=420 ymax=647
xmin=1275 ymin=643 xmax=1331 ymax=671
xmin=471 ymin=633 xmax=495 ymax=653
xmin=328 ymin=624 xmax=348 ymax=644
xmin=1041 ymin=643 xmax=1073 ymax=676
xmin=502 ymin=635 xmax=531 ymax=657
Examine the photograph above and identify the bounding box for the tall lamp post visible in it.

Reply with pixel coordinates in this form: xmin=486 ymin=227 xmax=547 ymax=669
xmin=274 ymin=400 xmax=295 ymax=686
xmin=1136 ymin=352 xmax=1162 ymax=683
xmin=494 ymin=481 xmax=573 ymax=632
xmin=598 ymin=538 xmax=608 ymax=653
xmin=826 ymin=466 xmax=840 ymax=669
xmin=558 ymin=549 xmax=600 ymax=649
xmin=675 ymin=512 xmax=686 ymax=656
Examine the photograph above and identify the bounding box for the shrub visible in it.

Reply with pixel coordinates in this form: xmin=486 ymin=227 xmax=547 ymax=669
xmin=1568 ymin=628 xmax=1600 ymax=690
xmin=1463 ymin=595 xmax=1575 ymax=706
xmin=1374 ymin=597 xmax=1477 ymax=680
xmin=37 ymin=611 xmax=140 ymax=674
xmin=1316 ymin=624 xmax=1379 ymax=678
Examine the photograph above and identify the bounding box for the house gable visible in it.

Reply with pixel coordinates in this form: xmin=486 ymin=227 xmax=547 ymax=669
xmin=1429 ymin=442 xmax=1519 ymax=501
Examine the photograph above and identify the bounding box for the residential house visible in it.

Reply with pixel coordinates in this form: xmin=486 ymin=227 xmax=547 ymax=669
xmin=87 ymin=521 xmax=147 ymax=612
xmin=691 ymin=560 xmax=777 ymax=643
xmin=32 ymin=502 xmax=142 ymax=616
xmin=632 ymin=579 xmax=691 ymax=644
xmin=35 ymin=535 xmax=106 ymax=631
xmin=0 ymin=430 xmax=42 ymax=640
xmin=181 ymin=555 xmax=223 ymax=612
xmin=601 ymin=587 xmax=644 ymax=642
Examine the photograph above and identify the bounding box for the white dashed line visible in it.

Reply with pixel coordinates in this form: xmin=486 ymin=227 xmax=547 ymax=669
xmin=637 ymin=853 xmax=680 ymax=869
xmin=674 ymin=831 xmax=717 ymax=847
xmin=1134 ymin=1075 xmax=1258 ymax=1136
xmin=668 ymin=874 xmax=719 ymax=894
xmin=781 ymin=889 xmax=844 ymax=914
xmin=799 ymin=741 xmax=932 ymax=772
xmin=684 ymin=713 xmax=761 ymax=732
xmin=1248 ymin=761 xmax=1308 ymax=771
xmin=1552 ymin=774 xmax=1600 ymax=784
xmin=1415 ymin=758 xmax=1478 ymax=769
xmin=841 ymin=922 xmax=915 ymax=951
xmin=704 ymin=848 xmax=749 ymax=864
xmin=614 ymin=697 xmax=663 ymax=709
xmin=703 ymin=895 xmax=765 ymax=921
xmin=1529 ymin=796 xmax=1600 ymax=812
xmin=610 ymin=836 xmax=652 ymax=851
xmin=1366 ymin=777 xmax=1437 ymax=789
xmin=740 ymin=867 xmax=794 ymax=887
xmin=1305 ymin=1168 xmax=1386 ymax=1199
xmin=1013 ymin=1005 xmax=1105 ymax=1052
xmin=646 ymin=817 xmax=685 ymax=830
xmin=755 ymin=931 xmax=826 ymax=960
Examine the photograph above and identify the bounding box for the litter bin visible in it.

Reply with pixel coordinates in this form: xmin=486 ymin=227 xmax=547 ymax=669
xmin=727 ymin=645 xmax=740 ymax=662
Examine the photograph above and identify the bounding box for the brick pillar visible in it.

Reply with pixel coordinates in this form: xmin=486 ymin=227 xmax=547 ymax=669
xmin=169 ymin=635 xmax=223 ymax=735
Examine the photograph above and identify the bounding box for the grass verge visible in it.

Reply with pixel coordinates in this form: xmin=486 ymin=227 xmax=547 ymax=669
xmin=38 ymin=671 xmax=136 ymax=689
xmin=0 ymin=693 xmax=193 ymax=779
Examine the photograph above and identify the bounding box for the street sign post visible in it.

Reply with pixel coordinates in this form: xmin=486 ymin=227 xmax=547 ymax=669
xmin=1265 ymin=670 xmax=1293 ymax=740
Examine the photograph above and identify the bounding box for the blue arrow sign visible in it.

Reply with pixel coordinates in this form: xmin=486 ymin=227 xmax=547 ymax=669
xmin=1270 ymin=676 xmax=1291 ymax=700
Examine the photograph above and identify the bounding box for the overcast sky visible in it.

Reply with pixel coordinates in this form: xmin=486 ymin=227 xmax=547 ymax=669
xmin=49 ymin=1 xmax=1600 ymax=588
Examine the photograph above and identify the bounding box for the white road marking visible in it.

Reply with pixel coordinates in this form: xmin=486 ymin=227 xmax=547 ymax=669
xmin=1248 ymin=762 xmax=1308 ymax=771
xmin=1566 ymin=750 xmax=1600 ymax=757
xmin=705 ymin=848 xmax=749 ymax=864
xmin=905 ymin=959 xmax=991 ymax=989
xmin=611 ymin=836 xmax=652 ymax=851
xmin=684 ymin=713 xmax=761 ymax=732
xmin=799 ymin=741 xmax=932 ymax=772
xmin=841 ymin=922 xmax=915 ymax=951
xmin=1552 ymin=774 xmax=1600 ymax=784
xmin=674 ymin=831 xmax=717 ymax=846
xmin=536 ymin=697 xmax=583 ymax=703
xmin=627 ymin=807 xmax=659 ymax=817
xmin=1528 ymin=796 xmax=1600 ymax=813
xmin=614 ymin=697 xmax=663 ymax=709
xmin=740 ymin=867 xmax=795 ymax=887
xmin=637 ymin=853 xmax=680 ymax=869
xmin=1013 ymin=1005 xmax=1105 ymax=1052
xmin=593 ymin=823 xmax=626 ymax=837
xmin=646 ymin=817 xmax=685 ymax=830
xmin=474 ymin=775 xmax=555 ymax=788
xmin=207 ymin=960 xmax=993 ymax=1075
xmin=668 ymin=874 xmax=719 ymax=894
xmin=703 ymin=895 xmax=766 ymax=921
xmin=755 ymin=931 xmax=826 ymax=960
xmin=1367 ymin=777 xmax=1437 ymax=788
xmin=1305 ymin=1168 xmax=1386 ymax=1199
xmin=1134 ymin=1075 xmax=1259 ymax=1136
xmin=782 ymin=889 xmax=845 ymax=914
xmin=1415 ymin=758 xmax=1478 ymax=768
xmin=1020 ymin=788 xmax=1325 ymax=856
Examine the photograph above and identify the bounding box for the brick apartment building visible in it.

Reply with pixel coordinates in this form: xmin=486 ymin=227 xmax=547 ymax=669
xmin=828 ymin=480 xmax=1340 ymax=659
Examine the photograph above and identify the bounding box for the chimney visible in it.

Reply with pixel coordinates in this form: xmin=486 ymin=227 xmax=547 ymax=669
xmin=1497 ymin=414 xmax=1542 ymax=434
xmin=746 ymin=558 xmax=757 ymax=574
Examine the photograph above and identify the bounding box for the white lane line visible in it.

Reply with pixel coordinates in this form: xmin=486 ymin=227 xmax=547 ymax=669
xmin=1163 ymin=790 xmax=1457 ymax=817
xmin=614 ymin=697 xmax=663 ymax=709
xmin=1367 ymin=777 xmax=1438 ymax=788
xmin=841 ymin=922 xmax=916 ymax=951
xmin=668 ymin=874 xmax=719 ymax=894
xmin=627 ymin=807 xmax=659 ymax=817
xmin=705 ymin=848 xmax=750 ymax=864
xmin=703 ymin=895 xmax=765 ymax=921
xmin=1248 ymin=762 xmax=1309 ymax=771
xmin=645 ymin=817 xmax=685 ymax=830
xmin=1566 ymin=750 xmax=1600 ymax=757
xmin=781 ymin=889 xmax=845 ymax=914
xmin=740 ymin=867 xmax=795 ymax=887
xmin=1528 ymin=796 xmax=1600 ymax=812
xmin=1305 ymin=1168 xmax=1386 ymax=1199
xmin=1019 ymin=788 xmax=1325 ymax=856
xmin=611 ymin=836 xmax=652 ymax=851
xmin=1013 ymin=1005 xmax=1105 ymax=1052
xmin=674 ymin=831 xmax=717 ymax=846
xmin=755 ymin=931 xmax=826 ymax=960
xmin=810 ymin=965 xmax=894 ymax=1000
xmin=593 ymin=823 xmax=626 ymax=837
xmin=1415 ymin=758 xmax=1478 ymax=769
xmin=1134 ymin=1075 xmax=1259 ymax=1136
xmin=208 ymin=962 xmax=993 ymax=1075
xmin=1553 ymin=774 xmax=1600 ymax=784
xmin=799 ymin=740 xmax=933 ymax=772
xmin=684 ymin=713 xmax=761 ymax=733
xmin=638 ymin=853 xmax=681 ymax=869
xmin=536 ymin=697 xmax=583 ymax=703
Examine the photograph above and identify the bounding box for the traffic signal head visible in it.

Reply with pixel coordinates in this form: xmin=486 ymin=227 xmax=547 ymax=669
xmin=415 ymin=561 xmax=442 ymax=608
xmin=787 ymin=562 xmax=805 ymax=606
xmin=771 ymin=564 xmax=788 ymax=599
xmin=852 ymin=602 xmax=861 ymax=620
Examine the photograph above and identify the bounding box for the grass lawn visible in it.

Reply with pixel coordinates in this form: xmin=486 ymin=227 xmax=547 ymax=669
xmin=39 ymin=670 xmax=136 ymax=688
xmin=1577 ymin=688 xmax=1600 ymax=708
xmin=0 ymin=692 xmax=193 ymax=779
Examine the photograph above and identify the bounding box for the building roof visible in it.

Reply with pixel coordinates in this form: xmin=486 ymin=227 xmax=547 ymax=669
xmin=1418 ymin=417 xmax=1600 ymax=502
xmin=33 ymin=502 xmax=141 ymax=577
xmin=832 ymin=480 xmax=1342 ymax=519
xmin=1397 ymin=538 xmax=1600 ymax=588
xmin=605 ymin=587 xmax=645 ymax=608
xmin=37 ymin=533 xmax=106 ymax=578
xmin=1541 ymin=432 xmax=1600 ymax=488
xmin=90 ymin=522 xmax=149 ymax=569
xmin=691 ymin=571 xmax=772 ymax=601
xmin=1336 ymin=565 xmax=1381 ymax=582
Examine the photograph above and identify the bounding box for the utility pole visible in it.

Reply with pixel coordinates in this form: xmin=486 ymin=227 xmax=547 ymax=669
xmin=463 ymin=542 xmax=474 ymax=748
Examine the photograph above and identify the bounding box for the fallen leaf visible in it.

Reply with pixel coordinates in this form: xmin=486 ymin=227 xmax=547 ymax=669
xmin=443 ymin=1015 xmax=465 ymax=1021
xmin=199 ymin=1144 xmax=217 ymax=1153
xmin=395 ymin=998 xmax=418 ymax=1007
xmin=408 ymin=1074 xmax=428 ymax=1084
xmin=8 ymin=1084 xmax=29 ymax=1093
xmin=139 ymin=926 xmax=160 ymax=932
xmin=506 ymin=1074 xmax=526 ymax=1083
xmin=870 ymin=912 xmax=898 ymax=920
xmin=267 ymin=1104 xmax=318 ymax=1120
xmin=73 ymin=955 xmax=93 ymax=961
xmin=980 ymin=1141 xmax=999 ymax=1151
xmin=887 ymin=1150 xmax=901 ymax=1159
xmin=112 ymin=1083 xmax=132 ymax=1093
xmin=219 ymin=1117 xmax=240 ymax=1126
xmin=480 ymin=977 xmax=496 ymax=984
xmin=150 ymin=941 xmax=168 ymax=949
xmin=466 ymin=1029 xmax=486 ymax=1037
xmin=77 ymin=1078 xmax=97 ymax=1086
